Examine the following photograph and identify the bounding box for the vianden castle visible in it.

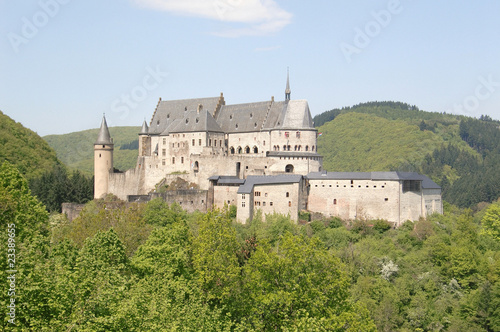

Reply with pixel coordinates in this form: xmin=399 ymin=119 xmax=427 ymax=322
xmin=93 ymin=74 xmax=442 ymax=226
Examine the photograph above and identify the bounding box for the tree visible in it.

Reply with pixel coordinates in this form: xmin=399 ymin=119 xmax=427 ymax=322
xmin=71 ymin=229 xmax=129 ymax=330
xmin=481 ymin=203 xmax=500 ymax=242
xmin=191 ymin=208 xmax=241 ymax=307
xmin=239 ymin=232 xmax=375 ymax=330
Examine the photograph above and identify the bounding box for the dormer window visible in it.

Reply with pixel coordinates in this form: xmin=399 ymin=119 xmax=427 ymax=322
xmin=186 ymin=118 xmax=189 ymax=124
xmin=230 ymin=115 xmax=233 ymax=120
xmin=250 ymin=113 xmax=253 ymax=118
xmin=196 ymin=118 xmax=199 ymax=123
xmin=184 ymin=106 xmax=187 ymax=111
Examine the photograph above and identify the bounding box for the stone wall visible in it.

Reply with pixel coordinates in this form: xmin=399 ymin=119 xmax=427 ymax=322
xmin=151 ymin=190 xmax=208 ymax=213
xmin=61 ymin=203 xmax=86 ymax=221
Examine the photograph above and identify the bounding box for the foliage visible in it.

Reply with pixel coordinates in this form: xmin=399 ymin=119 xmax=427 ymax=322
xmin=0 ymin=111 xmax=60 ymax=179
xmin=52 ymin=199 xmax=152 ymax=256
xmin=4 ymin=173 xmax=500 ymax=331
xmin=481 ymin=203 xmax=500 ymax=242
xmin=29 ymin=164 xmax=93 ymax=212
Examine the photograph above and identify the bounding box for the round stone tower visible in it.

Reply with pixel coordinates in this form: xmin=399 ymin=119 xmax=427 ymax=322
xmin=94 ymin=115 xmax=114 ymax=199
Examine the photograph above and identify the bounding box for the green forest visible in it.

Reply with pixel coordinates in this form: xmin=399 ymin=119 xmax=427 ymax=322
xmin=1 ymin=162 xmax=500 ymax=331
xmin=1 ymin=102 xmax=500 ymax=330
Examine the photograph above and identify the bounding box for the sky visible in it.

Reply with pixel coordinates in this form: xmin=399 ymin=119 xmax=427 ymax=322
xmin=1 ymin=0 xmax=500 ymax=136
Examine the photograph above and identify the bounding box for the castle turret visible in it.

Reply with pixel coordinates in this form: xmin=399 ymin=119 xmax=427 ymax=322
xmin=94 ymin=115 xmax=114 ymax=199
xmin=138 ymin=119 xmax=151 ymax=156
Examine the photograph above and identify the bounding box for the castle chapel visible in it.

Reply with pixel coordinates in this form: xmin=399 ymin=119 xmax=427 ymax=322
xmin=94 ymin=74 xmax=442 ymax=225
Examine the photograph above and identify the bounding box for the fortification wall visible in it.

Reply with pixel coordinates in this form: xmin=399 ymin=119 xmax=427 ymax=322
xmin=151 ymin=190 xmax=207 ymax=213
xmin=108 ymin=167 xmax=143 ymax=200
xmin=307 ymin=179 xmax=401 ymax=223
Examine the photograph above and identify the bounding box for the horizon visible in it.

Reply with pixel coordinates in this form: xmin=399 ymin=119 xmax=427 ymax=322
xmin=1 ymin=1 xmax=500 ymax=136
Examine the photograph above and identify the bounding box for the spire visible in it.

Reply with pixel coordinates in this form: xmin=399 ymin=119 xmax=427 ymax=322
xmin=95 ymin=115 xmax=113 ymax=145
xmin=285 ymin=67 xmax=291 ymax=100
xmin=139 ymin=119 xmax=149 ymax=135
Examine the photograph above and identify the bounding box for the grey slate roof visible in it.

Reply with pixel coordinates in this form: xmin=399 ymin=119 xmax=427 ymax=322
xmin=306 ymin=171 xmax=441 ymax=189
xmin=168 ymin=110 xmax=223 ymax=133
xmin=214 ymin=99 xmax=315 ymax=133
xmin=149 ymin=97 xmax=221 ymax=135
xmin=215 ymin=101 xmax=272 ymax=133
xmin=237 ymin=174 xmax=303 ymax=194
xmin=95 ymin=116 xmax=113 ymax=145
xmin=209 ymin=176 xmax=245 ymax=185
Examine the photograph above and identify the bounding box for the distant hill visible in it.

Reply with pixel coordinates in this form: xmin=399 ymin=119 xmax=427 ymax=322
xmin=0 ymin=110 xmax=60 ymax=179
xmin=314 ymin=101 xmax=500 ymax=207
xmin=44 ymin=126 xmax=140 ymax=175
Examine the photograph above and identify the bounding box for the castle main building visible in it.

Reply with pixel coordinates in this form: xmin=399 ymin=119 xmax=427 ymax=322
xmin=94 ymin=76 xmax=442 ymax=225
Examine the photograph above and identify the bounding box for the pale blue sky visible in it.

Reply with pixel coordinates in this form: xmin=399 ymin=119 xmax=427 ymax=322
xmin=1 ymin=0 xmax=499 ymax=136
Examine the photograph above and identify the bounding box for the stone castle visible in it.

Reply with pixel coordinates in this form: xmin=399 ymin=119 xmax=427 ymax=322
xmin=94 ymin=74 xmax=442 ymax=226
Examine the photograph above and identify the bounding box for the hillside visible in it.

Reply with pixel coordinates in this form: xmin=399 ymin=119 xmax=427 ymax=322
xmin=0 ymin=110 xmax=60 ymax=179
xmin=314 ymin=102 xmax=500 ymax=207
xmin=317 ymin=113 xmax=448 ymax=171
xmin=44 ymin=126 xmax=141 ymax=175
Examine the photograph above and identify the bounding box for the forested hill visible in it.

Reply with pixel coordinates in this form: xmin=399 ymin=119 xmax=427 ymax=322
xmin=0 ymin=110 xmax=60 ymax=179
xmin=44 ymin=126 xmax=141 ymax=175
xmin=314 ymin=102 xmax=500 ymax=208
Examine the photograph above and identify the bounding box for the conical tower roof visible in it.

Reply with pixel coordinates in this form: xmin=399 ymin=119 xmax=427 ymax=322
xmin=139 ymin=119 xmax=149 ymax=135
xmin=95 ymin=115 xmax=113 ymax=145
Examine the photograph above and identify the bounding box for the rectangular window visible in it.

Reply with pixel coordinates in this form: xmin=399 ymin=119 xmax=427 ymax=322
xmin=286 ymin=192 xmax=289 ymax=197
xmin=242 ymin=202 xmax=246 ymax=207
xmin=192 ymin=139 xmax=195 ymax=146
xmin=199 ymin=139 xmax=202 ymax=146
xmin=220 ymin=140 xmax=223 ymax=147
xmin=162 ymin=159 xmax=165 ymax=166
xmin=296 ymin=131 xmax=300 ymax=138
xmin=333 ymin=199 xmax=337 ymax=205
xmin=288 ymin=201 xmax=291 ymax=207
xmin=242 ymin=194 xmax=246 ymax=200
xmin=209 ymin=139 xmax=212 ymax=146
xmin=162 ymin=149 xmax=166 ymax=157
xmin=181 ymin=157 xmax=184 ymax=164
xmin=172 ymin=157 xmax=175 ymax=164
xmin=163 ymin=138 xmax=166 ymax=145
xmin=270 ymin=202 xmax=273 ymax=206
xmin=255 ymin=191 xmax=261 ymax=197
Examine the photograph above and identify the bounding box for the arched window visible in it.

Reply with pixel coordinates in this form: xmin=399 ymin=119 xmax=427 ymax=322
xmin=276 ymin=145 xmax=279 ymax=151
xmin=305 ymin=146 xmax=309 ymax=151
xmin=245 ymin=146 xmax=250 ymax=154
xmin=298 ymin=145 xmax=301 ymax=151
xmin=294 ymin=145 xmax=297 ymax=151
xmin=312 ymin=145 xmax=315 ymax=152
xmin=285 ymin=164 xmax=294 ymax=173
xmin=253 ymin=146 xmax=258 ymax=153
xmin=287 ymin=145 xmax=291 ymax=151
xmin=283 ymin=145 xmax=286 ymax=151
xmin=230 ymin=147 xmax=235 ymax=154
xmin=237 ymin=146 xmax=242 ymax=154
xmin=194 ymin=161 xmax=199 ymax=173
